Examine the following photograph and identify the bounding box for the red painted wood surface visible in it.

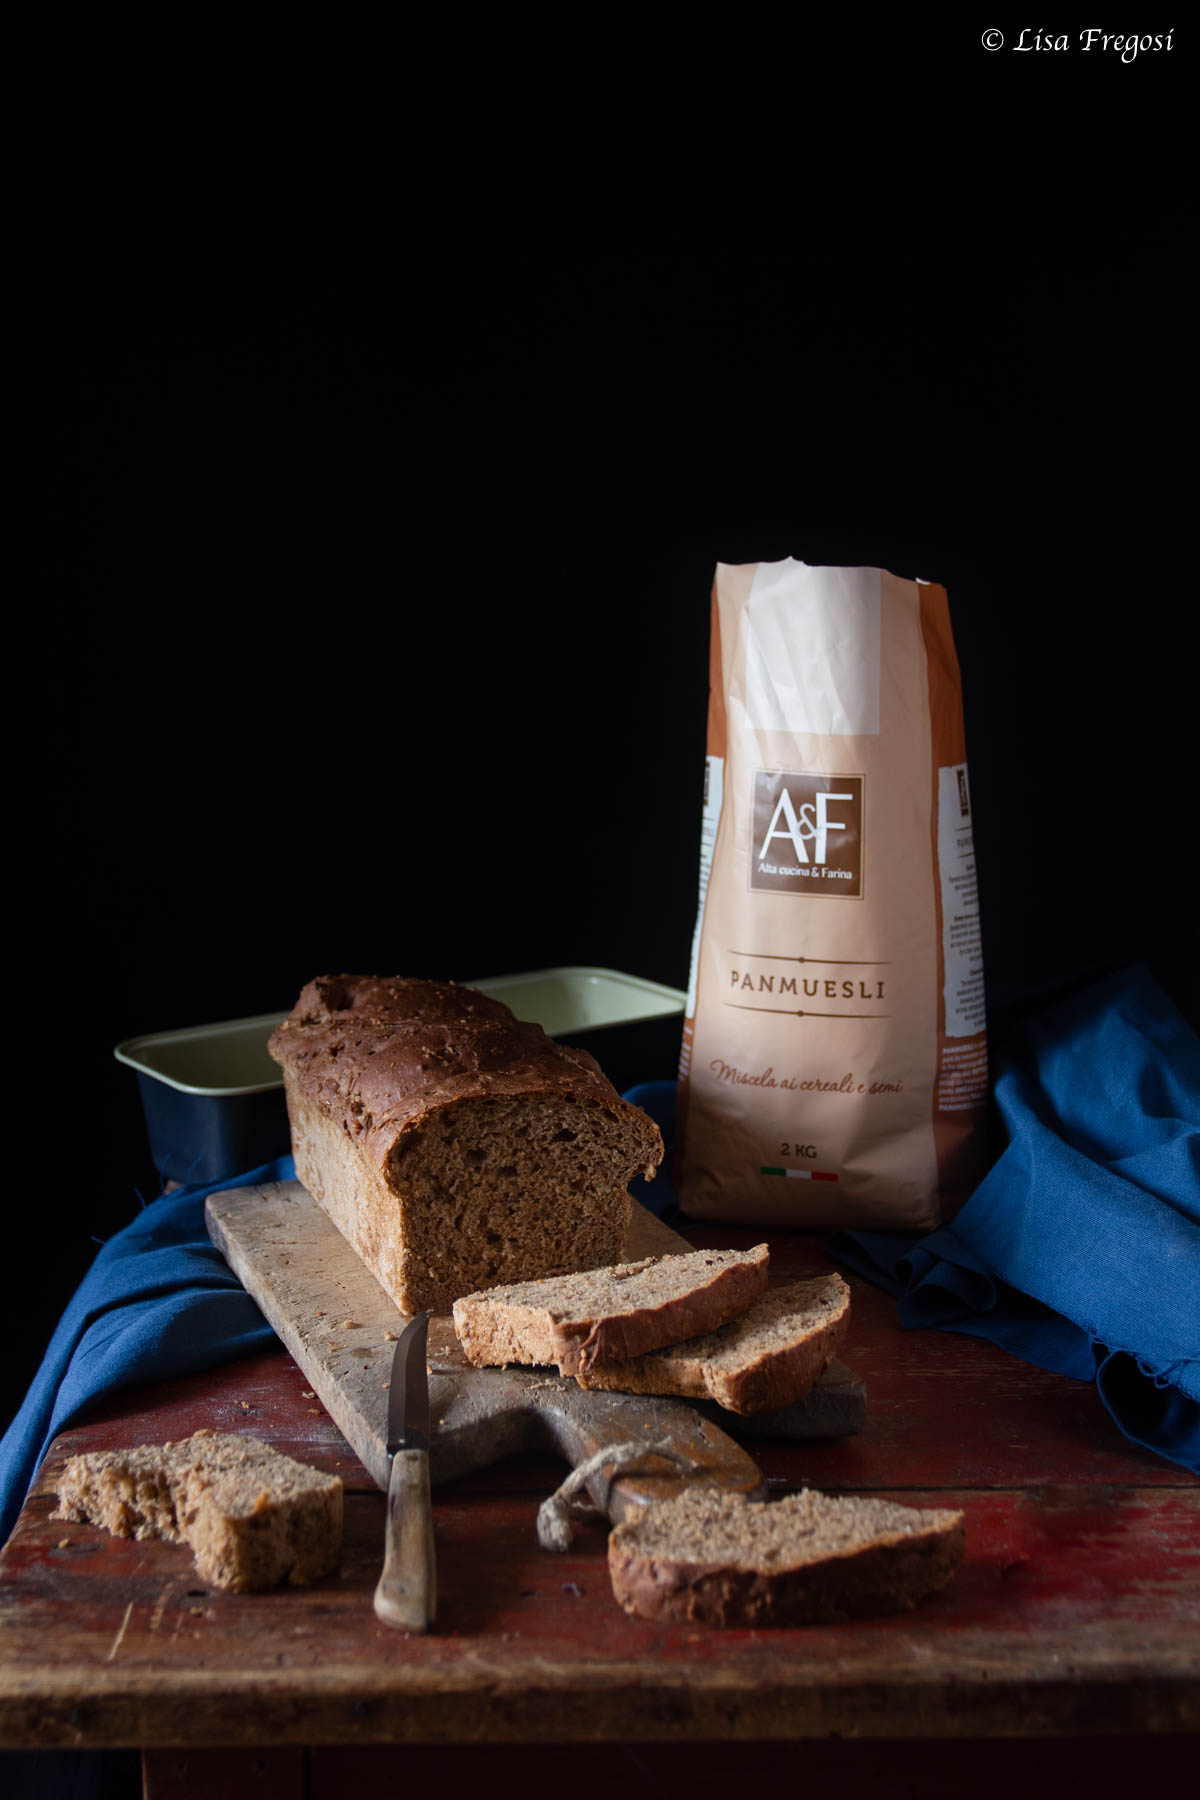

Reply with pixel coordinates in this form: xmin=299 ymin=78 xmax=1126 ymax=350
xmin=0 ymin=1228 xmax=1196 ymax=1751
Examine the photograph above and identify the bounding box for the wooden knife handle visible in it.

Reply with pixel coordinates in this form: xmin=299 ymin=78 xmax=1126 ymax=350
xmin=373 ymin=1449 xmax=436 ymax=1632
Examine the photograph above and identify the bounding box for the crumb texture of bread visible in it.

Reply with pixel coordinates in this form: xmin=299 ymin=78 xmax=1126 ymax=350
xmin=608 ymin=1485 xmax=965 ymax=1627
xmin=269 ymin=975 xmax=663 ymax=1314
xmin=575 ymin=1273 xmax=851 ymax=1413
xmin=452 ymin=1243 xmax=770 ymax=1376
xmin=53 ymin=1430 xmax=343 ymax=1592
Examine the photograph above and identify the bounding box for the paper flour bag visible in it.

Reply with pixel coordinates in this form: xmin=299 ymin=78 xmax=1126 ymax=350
xmin=675 ymin=559 xmax=988 ymax=1230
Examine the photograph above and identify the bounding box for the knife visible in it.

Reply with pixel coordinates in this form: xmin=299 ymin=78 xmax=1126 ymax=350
xmin=373 ymin=1309 xmax=437 ymax=1632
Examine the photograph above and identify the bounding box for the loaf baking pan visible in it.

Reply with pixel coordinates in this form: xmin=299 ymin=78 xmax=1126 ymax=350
xmin=114 ymin=1010 xmax=290 ymax=1187
xmin=115 ymin=966 xmax=686 ymax=1187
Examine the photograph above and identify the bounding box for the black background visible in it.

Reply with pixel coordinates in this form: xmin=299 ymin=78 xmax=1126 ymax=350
xmin=15 ymin=40 xmax=1194 ymax=1438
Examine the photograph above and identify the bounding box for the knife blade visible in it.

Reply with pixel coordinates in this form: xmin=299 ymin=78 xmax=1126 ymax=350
xmin=373 ymin=1310 xmax=437 ymax=1632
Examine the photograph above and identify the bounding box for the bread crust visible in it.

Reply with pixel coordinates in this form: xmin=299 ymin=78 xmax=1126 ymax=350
xmin=576 ymin=1273 xmax=850 ymax=1413
xmin=268 ymin=974 xmax=660 ymax=1181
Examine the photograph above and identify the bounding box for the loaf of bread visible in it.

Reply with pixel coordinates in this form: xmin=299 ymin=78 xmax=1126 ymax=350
xmin=608 ymin=1485 xmax=965 ymax=1626
xmin=52 ymin=1430 xmax=343 ymax=1591
xmin=574 ymin=1272 xmax=851 ymax=1413
xmin=268 ymin=975 xmax=663 ymax=1315
xmin=452 ymin=1243 xmax=770 ymax=1376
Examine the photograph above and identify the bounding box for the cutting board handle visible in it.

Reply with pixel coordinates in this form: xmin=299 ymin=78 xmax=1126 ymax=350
xmin=517 ymin=1385 xmax=769 ymax=1521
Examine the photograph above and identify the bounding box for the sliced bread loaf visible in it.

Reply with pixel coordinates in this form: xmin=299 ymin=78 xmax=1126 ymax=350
xmin=269 ymin=975 xmax=663 ymax=1314
xmin=608 ymin=1485 xmax=965 ymax=1627
xmin=575 ymin=1272 xmax=850 ymax=1414
xmin=452 ymin=1243 xmax=770 ymax=1377
xmin=53 ymin=1429 xmax=343 ymax=1591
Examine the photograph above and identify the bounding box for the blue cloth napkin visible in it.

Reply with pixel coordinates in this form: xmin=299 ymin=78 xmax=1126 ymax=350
xmin=829 ymin=965 xmax=1200 ymax=1473
xmin=0 ymin=1159 xmax=287 ymax=1546
xmin=629 ymin=965 xmax=1199 ymax=1473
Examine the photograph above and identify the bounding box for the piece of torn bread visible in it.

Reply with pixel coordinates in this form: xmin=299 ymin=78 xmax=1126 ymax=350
xmin=53 ymin=1429 xmax=343 ymax=1591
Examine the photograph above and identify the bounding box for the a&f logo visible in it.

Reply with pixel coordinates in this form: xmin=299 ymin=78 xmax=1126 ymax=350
xmin=750 ymin=771 xmax=864 ymax=898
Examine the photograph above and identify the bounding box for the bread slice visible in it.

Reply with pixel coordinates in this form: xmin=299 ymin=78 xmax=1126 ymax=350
xmin=608 ymin=1485 xmax=965 ymax=1627
xmin=452 ymin=1243 xmax=770 ymax=1377
xmin=53 ymin=1429 xmax=343 ymax=1591
xmin=575 ymin=1273 xmax=850 ymax=1414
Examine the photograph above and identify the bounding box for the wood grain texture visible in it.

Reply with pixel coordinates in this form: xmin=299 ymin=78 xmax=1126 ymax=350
xmin=1 ymin=1221 xmax=1196 ymax=1749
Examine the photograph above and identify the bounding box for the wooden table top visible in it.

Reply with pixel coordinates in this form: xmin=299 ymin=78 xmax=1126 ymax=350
xmin=1 ymin=1226 xmax=1197 ymax=1750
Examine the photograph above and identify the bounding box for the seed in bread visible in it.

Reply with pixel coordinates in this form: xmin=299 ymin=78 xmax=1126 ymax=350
xmin=269 ymin=975 xmax=664 ymax=1315
xmin=453 ymin=1243 xmax=770 ymax=1376
xmin=575 ymin=1272 xmax=850 ymax=1413
xmin=52 ymin=1430 xmax=343 ymax=1592
xmin=608 ymin=1485 xmax=965 ymax=1627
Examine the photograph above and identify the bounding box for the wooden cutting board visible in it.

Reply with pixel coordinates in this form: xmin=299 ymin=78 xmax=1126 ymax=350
xmin=206 ymin=1181 xmax=865 ymax=1523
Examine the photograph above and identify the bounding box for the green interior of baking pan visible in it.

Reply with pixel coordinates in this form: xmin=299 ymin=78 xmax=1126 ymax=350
xmin=469 ymin=966 xmax=684 ymax=1038
xmin=114 ymin=968 xmax=685 ymax=1097
xmin=114 ymin=1011 xmax=290 ymax=1095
